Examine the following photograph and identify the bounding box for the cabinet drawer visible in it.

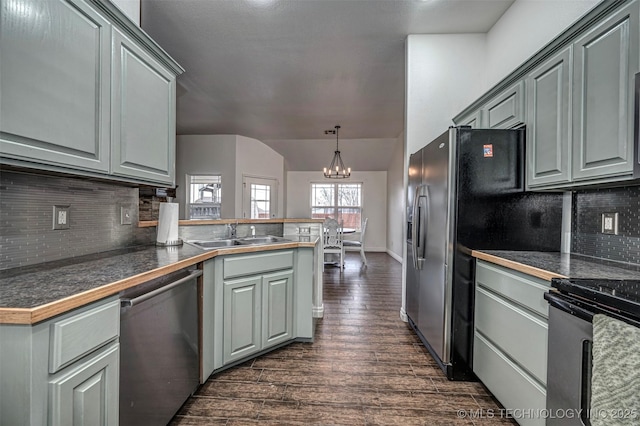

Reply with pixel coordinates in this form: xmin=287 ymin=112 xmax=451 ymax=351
xmin=476 ymin=260 xmax=550 ymax=318
xmin=224 ymin=250 xmax=294 ymax=279
xmin=475 ymin=287 xmax=548 ymax=384
xmin=474 ymin=333 xmax=546 ymax=426
xmin=49 ymin=300 xmax=120 ymax=374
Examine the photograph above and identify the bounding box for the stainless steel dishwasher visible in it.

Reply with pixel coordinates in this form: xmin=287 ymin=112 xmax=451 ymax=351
xmin=119 ymin=267 xmax=202 ymax=426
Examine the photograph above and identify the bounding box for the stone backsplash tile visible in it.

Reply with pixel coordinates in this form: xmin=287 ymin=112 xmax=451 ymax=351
xmin=0 ymin=170 xmax=154 ymax=270
xmin=572 ymin=185 xmax=640 ymax=265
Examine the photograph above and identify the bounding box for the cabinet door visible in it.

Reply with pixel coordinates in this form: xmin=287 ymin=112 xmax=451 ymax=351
xmin=49 ymin=343 xmax=119 ymax=426
xmin=110 ymin=28 xmax=176 ymax=185
xmin=223 ymin=276 xmax=262 ymax=364
xmin=526 ymin=47 xmax=572 ymax=188
xmin=0 ymin=0 xmax=111 ymax=173
xmin=483 ymin=80 xmax=525 ymax=129
xmin=572 ymin=1 xmax=639 ymax=181
xmin=455 ymin=109 xmax=483 ymax=128
xmin=262 ymin=270 xmax=294 ymax=349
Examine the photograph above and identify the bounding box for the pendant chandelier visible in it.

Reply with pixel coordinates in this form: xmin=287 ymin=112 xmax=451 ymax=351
xmin=323 ymin=125 xmax=351 ymax=179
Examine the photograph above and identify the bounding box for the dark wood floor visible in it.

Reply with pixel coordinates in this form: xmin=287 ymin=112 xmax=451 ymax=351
xmin=171 ymin=252 xmax=514 ymax=425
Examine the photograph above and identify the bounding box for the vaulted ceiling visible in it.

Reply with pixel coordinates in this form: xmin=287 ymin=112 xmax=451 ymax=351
xmin=141 ymin=0 xmax=515 ymax=170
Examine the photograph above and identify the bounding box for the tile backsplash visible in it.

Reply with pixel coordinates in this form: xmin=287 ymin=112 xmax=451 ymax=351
xmin=572 ymin=185 xmax=640 ymax=266
xmin=0 ymin=170 xmax=154 ymax=270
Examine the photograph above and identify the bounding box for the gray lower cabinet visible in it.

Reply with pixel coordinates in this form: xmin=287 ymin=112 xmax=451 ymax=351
xmin=49 ymin=342 xmax=119 ymax=426
xmin=0 ymin=0 xmax=111 ymax=173
xmin=261 ymin=270 xmax=294 ymax=348
xmin=223 ymin=275 xmax=263 ymax=363
xmin=526 ymin=46 xmax=572 ymax=188
xmin=0 ymin=0 xmax=183 ymax=186
xmin=473 ymin=260 xmax=550 ymax=426
xmin=110 ymin=28 xmax=177 ymax=185
xmin=222 ymin=269 xmax=294 ymax=365
xmin=202 ymin=248 xmax=314 ymax=377
xmin=0 ymin=297 xmax=120 ymax=426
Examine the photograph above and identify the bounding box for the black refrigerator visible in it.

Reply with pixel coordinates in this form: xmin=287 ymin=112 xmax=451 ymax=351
xmin=406 ymin=126 xmax=562 ymax=380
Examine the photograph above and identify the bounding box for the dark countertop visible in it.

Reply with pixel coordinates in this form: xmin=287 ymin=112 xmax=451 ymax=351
xmin=473 ymin=250 xmax=640 ymax=281
xmin=0 ymin=235 xmax=319 ymax=324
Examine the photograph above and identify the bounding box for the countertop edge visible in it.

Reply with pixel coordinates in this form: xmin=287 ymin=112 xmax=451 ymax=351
xmin=471 ymin=250 xmax=568 ymax=281
xmin=138 ymin=218 xmax=325 ymax=227
xmin=0 ymin=239 xmax=319 ymax=325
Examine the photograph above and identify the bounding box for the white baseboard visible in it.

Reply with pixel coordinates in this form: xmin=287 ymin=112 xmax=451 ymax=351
xmin=399 ymin=307 xmax=408 ymax=322
xmin=386 ymin=250 xmax=402 ymax=263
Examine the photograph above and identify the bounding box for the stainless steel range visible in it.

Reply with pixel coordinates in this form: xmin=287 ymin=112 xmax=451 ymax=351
xmin=545 ymin=277 xmax=640 ymax=425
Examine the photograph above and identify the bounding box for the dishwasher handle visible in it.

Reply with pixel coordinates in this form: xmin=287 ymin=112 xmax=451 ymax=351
xmin=121 ymin=270 xmax=202 ymax=308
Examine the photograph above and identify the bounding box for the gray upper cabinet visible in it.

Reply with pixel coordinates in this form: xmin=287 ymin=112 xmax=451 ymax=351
xmin=0 ymin=0 xmax=183 ymax=186
xmin=572 ymin=0 xmax=639 ymax=183
xmin=483 ymin=80 xmax=525 ymax=129
xmin=454 ymin=109 xmax=483 ymax=128
xmin=526 ymin=46 xmax=572 ymax=188
xmin=0 ymin=0 xmax=111 ymax=173
xmin=110 ymin=28 xmax=177 ymax=185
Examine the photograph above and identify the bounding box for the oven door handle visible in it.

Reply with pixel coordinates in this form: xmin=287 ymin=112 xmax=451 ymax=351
xmin=544 ymin=292 xmax=595 ymax=322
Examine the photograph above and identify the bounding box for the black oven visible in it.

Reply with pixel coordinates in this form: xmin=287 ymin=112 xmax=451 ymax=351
xmin=545 ymin=278 xmax=640 ymax=426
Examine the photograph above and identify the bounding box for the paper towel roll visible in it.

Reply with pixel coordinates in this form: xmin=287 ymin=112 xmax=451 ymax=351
xmin=157 ymin=203 xmax=180 ymax=245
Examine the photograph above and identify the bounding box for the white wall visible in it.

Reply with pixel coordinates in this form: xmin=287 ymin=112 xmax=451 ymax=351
xmin=235 ymin=135 xmax=285 ymax=218
xmin=386 ymin=134 xmax=405 ymax=262
xmin=176 ymin=135 xmax=237 ymax=219
xmin=405 ymin=34 xmax=487 ymax=155
xmin=485 ymin=0 xmax=599 ymax=88
xmin=111 ymin=0 xmax=140 ymax=26
xmin=286 ymin=171 xmax=388 ymax=252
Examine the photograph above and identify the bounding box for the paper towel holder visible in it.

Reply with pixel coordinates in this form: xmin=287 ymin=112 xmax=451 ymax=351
xmin=156 ymin=238 xmax=183 ymax=247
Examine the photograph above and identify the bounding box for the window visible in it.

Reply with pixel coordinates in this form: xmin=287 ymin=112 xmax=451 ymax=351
xmin=250 ymin=183 xmax=271 ymax=219
xmin=187 ymin=175 xmax=221 ymax=219
xmin=311 ymin=183 xmax=362 ymax=230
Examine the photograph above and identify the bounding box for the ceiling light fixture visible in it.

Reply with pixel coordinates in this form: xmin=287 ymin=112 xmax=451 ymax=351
xmin=323 ymin=125 xmax=351 ymax=179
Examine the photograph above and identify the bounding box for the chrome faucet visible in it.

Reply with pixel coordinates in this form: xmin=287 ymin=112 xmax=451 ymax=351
xmin=227 ymin=223 xmax=237 ymax=238
xmin=250 ymin=225 xmax=256 ymax=237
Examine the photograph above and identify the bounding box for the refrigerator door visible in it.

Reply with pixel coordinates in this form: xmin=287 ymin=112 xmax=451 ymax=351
xmin=417 ymin=130 xmax=453 ymax=363
xmin=406 ymin=151 xmax=423 ymax=323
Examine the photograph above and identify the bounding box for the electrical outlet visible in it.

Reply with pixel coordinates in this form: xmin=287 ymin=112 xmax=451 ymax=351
xmin=121 ymin=205 xmax=133 ymax=225
xmin=53 ymin=205 xmax=70 ymax=230
xmin=601 ymin=212 xmax=619 ymax=235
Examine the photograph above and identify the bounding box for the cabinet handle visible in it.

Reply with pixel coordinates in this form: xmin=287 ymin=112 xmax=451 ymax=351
xmin=121 ymin=270 xmax=202 ymax=307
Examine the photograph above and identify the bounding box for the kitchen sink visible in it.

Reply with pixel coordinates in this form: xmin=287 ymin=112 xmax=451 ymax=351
xmin=186 ymin=236 xmax=291 ymax=250
xmin=235 ymin=236 xmax=290 ymax=245
xmin=186 ymin=239 xmax=242 ymax=249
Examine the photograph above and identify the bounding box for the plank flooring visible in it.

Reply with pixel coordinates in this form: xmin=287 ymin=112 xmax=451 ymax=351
xmin=171 ymin=252 xmax=515 ymax=425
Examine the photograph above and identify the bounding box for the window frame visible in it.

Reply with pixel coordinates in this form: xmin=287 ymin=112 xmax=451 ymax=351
xmin=185 ymin=174 xmax=222 ymax=219
xmin=310 ymin=182 xmax=363 ymax=231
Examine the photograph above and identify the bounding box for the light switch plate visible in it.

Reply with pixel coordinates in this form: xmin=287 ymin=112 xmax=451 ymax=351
xmin=53 ymin=205 xmax=70 ymax=230
xmin=120 ymin=205 xmax=133 ymax=225
xmin=601 ymin=212 xmax=619 ymax=235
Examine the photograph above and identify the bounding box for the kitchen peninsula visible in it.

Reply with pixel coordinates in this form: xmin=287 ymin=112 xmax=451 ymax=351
xmin=0 ymin=225 xmax=320 ymax=425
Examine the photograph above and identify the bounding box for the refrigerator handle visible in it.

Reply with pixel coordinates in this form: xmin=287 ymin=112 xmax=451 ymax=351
xmin=415 ymin=188 xmax=428 ymax=269
xmin=411 ymin=185 xmax=420 ymax=269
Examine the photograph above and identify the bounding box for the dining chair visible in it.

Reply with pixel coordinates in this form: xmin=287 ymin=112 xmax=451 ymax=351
xmin=323 ymin=218 xmax=344 ymax=269
xmin=343 ymin=217 xmax=368 ymax=266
